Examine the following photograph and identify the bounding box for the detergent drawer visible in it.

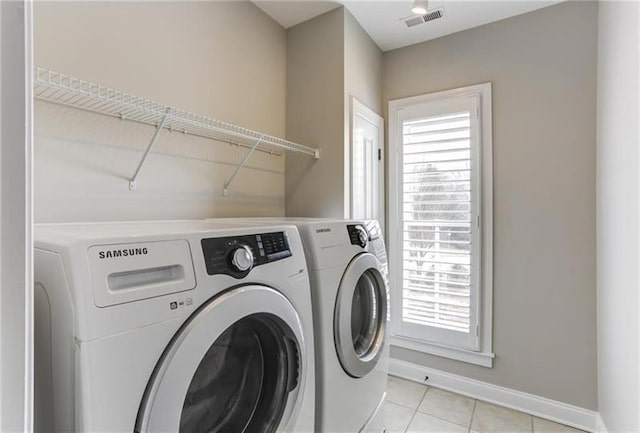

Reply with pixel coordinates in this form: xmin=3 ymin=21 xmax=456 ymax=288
xmin=88 ymin=240 xmax=196 ymax=307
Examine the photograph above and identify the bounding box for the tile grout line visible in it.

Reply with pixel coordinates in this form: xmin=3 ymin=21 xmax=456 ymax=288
xmin=403 ymin=407 xmax=419 ymax=433
xmin=405 ymin=386 xmax=477 ymax=432
xmin=387 ymin=399 xmax=426 ymax=411
xmin=415 ymin=409 xmax=475 ymax=430
xmin=403 ymin=385 xmax=430 ymax=433
xmin=531 ymin=412 xmax=534 ymax=433
xmin=468 ymin=399 xmax=478 ymax=433
xmin=414 ymin=387 xmax=476 ymax=430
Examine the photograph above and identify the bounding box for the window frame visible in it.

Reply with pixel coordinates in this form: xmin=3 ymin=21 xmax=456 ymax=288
xmin=388 ymin=83 xmax=494 ymax=368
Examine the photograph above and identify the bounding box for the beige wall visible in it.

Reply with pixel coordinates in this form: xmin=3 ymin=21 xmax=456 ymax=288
xmin=285 ymin=7 xmax=383 ymax=218
xmin=383 ymin=2 xmax=598 ymax=409
xmin=344 ymin=10 xmax=383 ymax=115
xmin=34 ymin=1 xmax=287 ymax=222
xmin=285 ymin=7 xmax=345 ymax=218
xmin=596 ymin=1 xmax=640 ymax=430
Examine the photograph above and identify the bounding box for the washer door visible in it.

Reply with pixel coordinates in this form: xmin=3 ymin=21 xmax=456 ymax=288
xmin=334 ymin=253 xmax=387 ymax=378
xmin=135 ymin=285 xmax=307 ymax=433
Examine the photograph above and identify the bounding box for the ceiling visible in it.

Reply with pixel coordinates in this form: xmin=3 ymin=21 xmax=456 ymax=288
xmin=252 ymin=1 xmax=563 ymax=51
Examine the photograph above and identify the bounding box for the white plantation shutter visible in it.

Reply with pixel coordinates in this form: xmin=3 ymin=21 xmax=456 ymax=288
xmin=393 ymin=95 xmax=483 ymax=351
xmin=403 ymin=111 xmax=473 ymax=331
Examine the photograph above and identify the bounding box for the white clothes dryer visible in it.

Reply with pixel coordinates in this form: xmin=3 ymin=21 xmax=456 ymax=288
xmin=209 ymin=218 xmax=390 ymax=433
xmin=34 ymin=220 xmax=315 ymax=433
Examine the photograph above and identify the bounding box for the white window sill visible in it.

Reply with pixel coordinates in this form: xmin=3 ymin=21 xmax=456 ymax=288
xmin=391 ymin=335 xmax=495 ymax=368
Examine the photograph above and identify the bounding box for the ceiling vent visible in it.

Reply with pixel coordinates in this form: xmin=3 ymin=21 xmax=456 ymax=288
xmin=404 ymin=7 xmax=445 ymax=28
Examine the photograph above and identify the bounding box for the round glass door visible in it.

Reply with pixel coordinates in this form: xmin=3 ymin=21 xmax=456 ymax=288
xmin=351 ymin=270 xmax=381 ymax=358
xmin=334 ymin=253 xmax=387 ymax=378
xmin=135 ymin=286 xmax=307 ymax=433
xmin=180 ymin=313 xmax=298 ymax=432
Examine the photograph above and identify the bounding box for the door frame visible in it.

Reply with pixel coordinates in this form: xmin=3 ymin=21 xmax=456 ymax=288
xmin=0 ymin=1 xmax=34 ymax=431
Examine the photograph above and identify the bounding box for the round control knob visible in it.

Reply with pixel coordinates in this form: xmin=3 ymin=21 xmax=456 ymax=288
xmin=356 ymin=226 xmax=368 ymax=248
xmin=230 ymin=245 xmax=254 ymax=272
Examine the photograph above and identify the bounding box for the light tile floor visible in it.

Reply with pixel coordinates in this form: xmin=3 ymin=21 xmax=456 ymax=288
xmin=384 ymin=376 xmax=586 ymax=433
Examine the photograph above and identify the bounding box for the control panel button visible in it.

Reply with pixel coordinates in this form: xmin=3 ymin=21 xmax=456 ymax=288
xmin=357 ymin=228 xmax=368 ymax=247
xmin=230 ymin=245 xmax=254 ymax=272
xmin=347 ymin=224 xmax=369 ymax=248
xmin=201 ymin=231 xmax=292 ymax=278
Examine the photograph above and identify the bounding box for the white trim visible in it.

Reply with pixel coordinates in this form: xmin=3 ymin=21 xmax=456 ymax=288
xmin=24 ymin=0 xmax=34 ymax=429
xmin=0 ymin=1 xmax=33 ymax=431
xmin=387 ymin=82 xmax=493 ymax=364
xmin=389 ymin=358 xmax=597 ymax=432
xmin=391 ymin=335 xmax=494 ymax=368
xmin=595 ymin=414 xmax=608 ymax=433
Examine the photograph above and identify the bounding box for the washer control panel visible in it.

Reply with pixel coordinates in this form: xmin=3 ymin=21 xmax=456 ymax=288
xmin=201 ymin=232 xmax=292 ymax=278
xmin=347 ymin=224 xmax=369 ymax=248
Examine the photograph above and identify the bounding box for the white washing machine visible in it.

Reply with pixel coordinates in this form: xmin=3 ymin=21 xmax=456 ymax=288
xmin=34 ymin=220 xmax=315 ymax=433
xmin=209 ymin=218 xmax=390 ymax=433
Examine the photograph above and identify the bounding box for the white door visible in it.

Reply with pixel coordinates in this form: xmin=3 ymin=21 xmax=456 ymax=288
xmin=350 ymin=98 xmax=384 ymax=230
xmin=136 ymin=286 xmax=308 ymax=433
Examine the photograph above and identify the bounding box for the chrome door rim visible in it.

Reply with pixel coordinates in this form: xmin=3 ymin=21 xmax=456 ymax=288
xmin=334 ymin=253 xmax=387 ymax=378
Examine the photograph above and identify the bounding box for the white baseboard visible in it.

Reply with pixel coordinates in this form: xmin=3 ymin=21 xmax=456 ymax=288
xmin=389 ymin=358 xmax=598 ymax=432
xmin=595 ymin=414 xmax=608 ymax=433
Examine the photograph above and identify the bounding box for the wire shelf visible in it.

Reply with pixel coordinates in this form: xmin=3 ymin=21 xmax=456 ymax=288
xmin=34 ymin=67 xmax=320 ymax=193
xmin=34 ymin=67 xmax=320 ymax=158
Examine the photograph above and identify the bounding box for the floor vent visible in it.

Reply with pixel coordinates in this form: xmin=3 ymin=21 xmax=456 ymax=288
xmin=403 ymin=7 xmax=445 ymax=28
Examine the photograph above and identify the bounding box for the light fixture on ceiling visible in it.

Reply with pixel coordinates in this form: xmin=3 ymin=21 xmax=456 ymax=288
xmin=411 ymin=0 xmax=429 ymax=15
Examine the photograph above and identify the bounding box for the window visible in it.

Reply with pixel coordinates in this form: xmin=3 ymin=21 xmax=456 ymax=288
xmin=388 ymin=83 xmax=494 ymax=367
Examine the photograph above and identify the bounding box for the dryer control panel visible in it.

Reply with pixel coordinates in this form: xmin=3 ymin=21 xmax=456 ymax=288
xmin=347 ymin=224 xmax=369 ymax=248
xmin=201 ymin=232 xmax=292 ymax=278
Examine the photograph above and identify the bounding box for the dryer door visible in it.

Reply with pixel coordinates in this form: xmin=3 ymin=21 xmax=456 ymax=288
xmin=334 ymin=253 xmax=388 ymax=378
xmin=135 ymin=285 xmax=307 ymax=433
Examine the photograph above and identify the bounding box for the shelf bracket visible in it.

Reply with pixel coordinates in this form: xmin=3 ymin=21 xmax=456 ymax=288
xmin=129 ymin=107 xmax=171 ymax=190
xmin=223 ymin=136 xmax=264 ymax=196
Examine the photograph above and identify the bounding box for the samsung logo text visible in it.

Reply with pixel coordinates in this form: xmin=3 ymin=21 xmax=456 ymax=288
xmin=98 ymin=248 xmax=148 ymax=259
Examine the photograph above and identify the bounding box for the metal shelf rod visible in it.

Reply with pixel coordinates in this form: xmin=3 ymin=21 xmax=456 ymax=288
xmin=129 ymin=107 xmax=171 ymax=190
xmin=223 ymin=136 xmax=264 ymax=196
